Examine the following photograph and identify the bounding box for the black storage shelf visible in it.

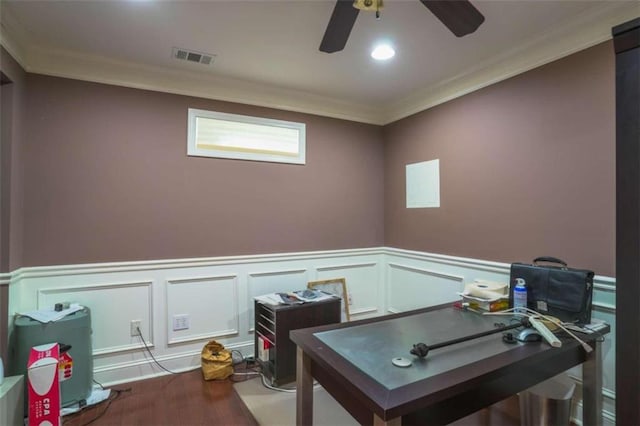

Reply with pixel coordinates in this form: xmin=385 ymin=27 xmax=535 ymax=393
xmin=254 ymin=297 xmax=340 ymax=386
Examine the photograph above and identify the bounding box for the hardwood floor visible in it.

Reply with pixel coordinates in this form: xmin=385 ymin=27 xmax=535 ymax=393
xmin=63 ymin=369 xmax=258 ymax=426
xmin=60 ymin=369 xmax=534 ymax=426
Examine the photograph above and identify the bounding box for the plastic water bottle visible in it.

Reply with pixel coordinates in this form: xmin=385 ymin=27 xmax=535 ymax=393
xmin=513 ymin=278 xmax=527 ymax=314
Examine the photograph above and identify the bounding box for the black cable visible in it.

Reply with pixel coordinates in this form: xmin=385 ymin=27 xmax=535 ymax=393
xmin=79 ymin=387 xmax=131 ymax=426
xmin=228 ymin=349 xmax=262 ymax=382
xmin=229 ymin=364 xmax=262 ymax=382
xmin=135 ymin=326 xmax=185 ymax=375
xmin=560 ymin=327 xmax=606 ymax=344
xmin=92 ymin=379 xmax=105 ymax=390
xmin=230 ymin=349 xmax=246 ymax=365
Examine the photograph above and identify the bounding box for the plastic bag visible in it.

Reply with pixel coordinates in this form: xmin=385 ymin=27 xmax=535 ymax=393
xmin=201 ymin=340 xmax=233 ymax=380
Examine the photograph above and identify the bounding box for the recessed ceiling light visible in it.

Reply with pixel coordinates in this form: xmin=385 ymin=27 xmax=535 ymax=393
xmin=371 ymin=43 xmax=395 ymax=61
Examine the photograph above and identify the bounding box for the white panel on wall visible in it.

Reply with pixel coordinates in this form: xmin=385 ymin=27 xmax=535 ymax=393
xmin=38 ymin=280 xmax=153 ymax=355
xmin=567 ymin=279 xmax=617 ymax=395
xmin=387 ymin=263 xmax=463 ymax=313
xmin=593 ymin=280 xmax=616 ymax=396
xmin=247 ymin=268 xmax=308 ymax=331
xmin=594 ymin=307 xmax=616 ymax=392
xmin=166 ymin=274 xmax=239 ymax=345
xmin=406 ymin=159 xmax=440 ymax=208
xmin=316 ymin=262 xmax=380 ymax=318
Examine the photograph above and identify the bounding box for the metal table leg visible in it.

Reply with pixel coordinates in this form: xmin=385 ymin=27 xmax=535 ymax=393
xmin=582 ymin=339 xmax=603 ymax=426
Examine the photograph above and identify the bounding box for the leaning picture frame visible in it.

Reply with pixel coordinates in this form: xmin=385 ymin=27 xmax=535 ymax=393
xmin=307 ymin=278 xmax=350 ymax=321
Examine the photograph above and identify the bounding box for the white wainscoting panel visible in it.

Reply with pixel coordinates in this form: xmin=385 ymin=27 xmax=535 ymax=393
xmin=38 ymin=280 xmax=153 ymax=355
xmin=592 ymin=281 xmax=616 ymax=396
xmin=316 ymin=261 xmax=380 ymax=318
xmin=166 ymin=275 xmax=239 ymax=345
xmin=386 ymin=263 xmax=464 ymax=313
xmin=6 ymin=246 xmax=618 ymax=423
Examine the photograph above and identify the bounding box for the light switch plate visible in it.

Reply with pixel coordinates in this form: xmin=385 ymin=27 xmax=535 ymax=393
xmin=173 ymin=314 xmax=190 ymax=331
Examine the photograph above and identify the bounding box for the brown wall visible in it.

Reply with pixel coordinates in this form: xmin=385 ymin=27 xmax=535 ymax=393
xmin=7 ymin=40 xmax=617 ymax=278
xmin=1 ymin=47 xmax=26 ymax=272
xmin=1 ymin=46 xmax=27 ymax=363
xmin=22 ymin=75 xmax=385 ymax=266
xmin=384 ymin=41 xmax=616 ymax=277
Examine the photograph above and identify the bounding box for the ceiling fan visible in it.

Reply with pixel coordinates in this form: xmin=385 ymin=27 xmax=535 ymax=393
xmin=320 ymin=0 xmax=485 ymax=53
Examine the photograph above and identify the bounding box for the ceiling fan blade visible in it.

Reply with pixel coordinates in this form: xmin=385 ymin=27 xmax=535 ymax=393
xmin=320 ymin=0 xmax=360 ymax=53
xmin=419 ymin=0 xmax=485 ymax=37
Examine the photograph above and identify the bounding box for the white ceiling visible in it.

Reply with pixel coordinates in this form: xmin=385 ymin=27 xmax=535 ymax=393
xmin=1 ymin=0 xmax=638 ymax=124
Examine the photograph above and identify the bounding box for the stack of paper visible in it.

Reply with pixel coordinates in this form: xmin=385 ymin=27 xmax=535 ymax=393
xmin=254 ymin=290 xmax=336 ymax=306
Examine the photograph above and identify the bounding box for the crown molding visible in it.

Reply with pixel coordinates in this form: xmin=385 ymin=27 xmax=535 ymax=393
xmin=1 ymin=2 xmax=638 ymax=125
xmin=0 ymin=6 xmax=29 ymax=70
xmin=381 ymin=1 xmax=639 ymax=124
xmin=23 ymin=45 xmax=385 ymax=125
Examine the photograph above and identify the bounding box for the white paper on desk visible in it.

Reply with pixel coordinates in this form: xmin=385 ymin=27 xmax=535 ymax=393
xmin=254 ymin=294 xmax=284 ymax=306
xmin=457 ymin=292 xmax=504 ymax=302
xmin=19 ymin=303 xmax=83 ymax=323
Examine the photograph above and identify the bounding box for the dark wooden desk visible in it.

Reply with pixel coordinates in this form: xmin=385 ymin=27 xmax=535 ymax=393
xmin=290 ymin=304 xmax=608 ymax=426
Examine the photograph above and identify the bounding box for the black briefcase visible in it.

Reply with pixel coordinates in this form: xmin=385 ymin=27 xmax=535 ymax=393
xmin=509 ymin=256 xmax=594 ymax=325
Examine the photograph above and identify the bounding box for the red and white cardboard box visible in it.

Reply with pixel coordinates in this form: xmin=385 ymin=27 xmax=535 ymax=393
xmin=27 ymin=343 xmax=61 ymax=426
xmin=257 ymin=335 xmax=270 ymax=362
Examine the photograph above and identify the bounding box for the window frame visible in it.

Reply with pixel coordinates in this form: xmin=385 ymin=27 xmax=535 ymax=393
xmin=187 ymin=108 xmax=306 ymax=165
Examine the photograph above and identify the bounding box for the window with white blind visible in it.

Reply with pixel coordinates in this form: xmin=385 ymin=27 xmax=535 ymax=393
xmin=187 ymin=108 xmax=306 ymax=164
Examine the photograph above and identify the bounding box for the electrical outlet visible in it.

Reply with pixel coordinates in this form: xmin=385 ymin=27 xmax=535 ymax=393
xmin=348 ymin=292 xmax=353 ymax=306
xmin=173 ymin=314 xmax=190 ymax=331
xmin=130 ymin=320 xmax=141 ymax=337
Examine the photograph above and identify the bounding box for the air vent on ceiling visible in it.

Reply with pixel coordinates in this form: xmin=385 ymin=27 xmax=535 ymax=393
xmin=172 ymin=47 xmax=216 ymax=66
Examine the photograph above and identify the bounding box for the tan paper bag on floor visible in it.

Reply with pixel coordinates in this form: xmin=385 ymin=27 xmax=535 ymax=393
xmin=201 ymin=340 xmax=233 ymax=380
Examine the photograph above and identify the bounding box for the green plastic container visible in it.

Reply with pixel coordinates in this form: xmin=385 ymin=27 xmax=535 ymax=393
xmin=9 ymin=307 xmax=93 ymax=409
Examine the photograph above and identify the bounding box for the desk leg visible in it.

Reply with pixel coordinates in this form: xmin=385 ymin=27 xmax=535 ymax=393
xmin=582 ymin=339 xmax=603 ymax=426
xmin=296 ymin=346 xmax=313 ymax=426
xmin=373 ymin=414 xmax=401 ymax=426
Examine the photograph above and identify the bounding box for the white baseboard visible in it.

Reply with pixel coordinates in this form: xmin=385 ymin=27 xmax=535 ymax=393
xmin=94 ymin=340 xmax=255 ymax=387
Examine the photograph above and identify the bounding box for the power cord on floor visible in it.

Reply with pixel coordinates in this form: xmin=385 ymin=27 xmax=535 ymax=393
xmin=79 ymin=387 xmax=132 ymax=426
xmin=260 ymin=373 xmax=297 ymax=393
xmin=229 ymin=351 xmax=262 ymax=382
xmin=227 ymin=350 xmax=324 ymax=392
xmin=71 ymin=327 xmax=198 ymax=425
xmin=63 ymin=384 xmax=131 ymax=426
xmin=136 ymin=326 xmax=195 ymax=375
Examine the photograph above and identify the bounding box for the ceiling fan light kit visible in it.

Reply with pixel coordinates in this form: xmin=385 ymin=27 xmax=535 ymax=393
xmin=353 ymin=0 xmax=383 ymax=12
xmin=371 ymin=43 xmax=395 ymax=60
xmin=320 ymin=0 xmax=485 ymax=54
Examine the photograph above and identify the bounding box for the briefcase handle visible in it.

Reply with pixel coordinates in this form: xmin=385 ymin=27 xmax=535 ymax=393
xmin=533 ymin=256 xmax=568 ymax=268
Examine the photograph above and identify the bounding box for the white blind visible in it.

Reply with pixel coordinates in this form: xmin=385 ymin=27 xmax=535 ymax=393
xmin=195 ymin=117 xmax=300 ymax=157
xmin=187 ymin=109 xmax=305 ymax=164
